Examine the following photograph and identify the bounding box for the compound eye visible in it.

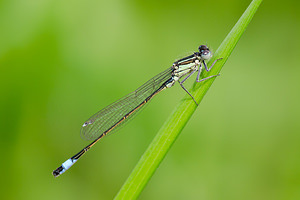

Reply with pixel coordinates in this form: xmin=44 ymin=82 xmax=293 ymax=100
xmin=198 ymin=45 xmax=209 ymax=52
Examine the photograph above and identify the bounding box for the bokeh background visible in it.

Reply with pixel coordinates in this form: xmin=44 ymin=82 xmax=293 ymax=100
xmin=1 ymin=0 xmax=299 ymax=199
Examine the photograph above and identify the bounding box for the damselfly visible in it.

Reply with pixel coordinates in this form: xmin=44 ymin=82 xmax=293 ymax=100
xmin=52 ymin=45 xmax=222 ymax=177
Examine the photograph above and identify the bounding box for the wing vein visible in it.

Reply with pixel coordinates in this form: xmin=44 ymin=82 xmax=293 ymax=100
xmin=80 ymin=67 xmax=173 ymax=140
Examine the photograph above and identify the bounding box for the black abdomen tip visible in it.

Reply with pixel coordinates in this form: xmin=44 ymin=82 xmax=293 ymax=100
xmin=52 ymin=166 xmax=63 ymax=177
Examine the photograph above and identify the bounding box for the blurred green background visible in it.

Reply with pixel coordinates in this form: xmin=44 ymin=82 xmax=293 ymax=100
xmin=1 ymin=0 xmax=300 ymax=199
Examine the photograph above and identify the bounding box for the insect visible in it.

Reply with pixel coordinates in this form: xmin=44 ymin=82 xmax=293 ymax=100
xmin=53 ymin=45 xmax=222 ymax=177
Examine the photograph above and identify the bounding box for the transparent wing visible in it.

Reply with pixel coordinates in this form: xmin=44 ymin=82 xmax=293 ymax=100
xmin=80 ymin=67 xmax=173 ymax=140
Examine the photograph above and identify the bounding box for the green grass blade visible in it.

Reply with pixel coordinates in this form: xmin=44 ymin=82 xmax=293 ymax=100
xmin=114 ymin=0 xmax=262 ymax=199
